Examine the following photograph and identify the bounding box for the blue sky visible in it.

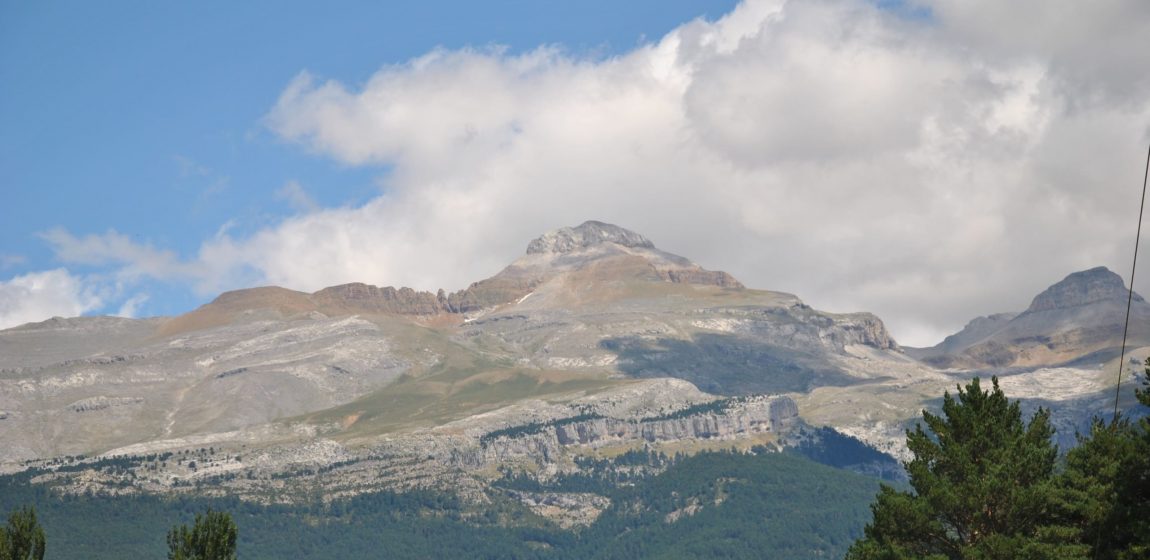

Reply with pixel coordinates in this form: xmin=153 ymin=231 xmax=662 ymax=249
xmin=1 ymin=0 xmax=738 ymax=317
xmin=2 ymin=0 xmax=1148 ymax=346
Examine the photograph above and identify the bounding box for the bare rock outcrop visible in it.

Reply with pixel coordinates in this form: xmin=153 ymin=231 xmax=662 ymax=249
xmin=166 ymin=221 xmax=746 ymax=327
xmin=659 ymin=269 xmax=744 ymax=289
xmin=66 ymin=396 xmax=144 ymax=413
xmin=909 ymin=266 xmax=1149 ymax=368
xmin=312 ymin=284 xmax=446 ymax=315
xmin=824 ymin=313 xmax=899 ymax=351
xmin=473 ymin=395 xmax=798 ymax=467
xmin=304 ymin=221 xmax=746 ymax=317
xmin=1026 ymin=266 xmax=1143 ymax=312
xmin=527 ymin=221 xmax=656 ymax=254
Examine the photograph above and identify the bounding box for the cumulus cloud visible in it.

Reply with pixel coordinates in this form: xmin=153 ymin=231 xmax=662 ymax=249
xmin=0 ymin=269 xmax=102 ymax=330
xmin=42 ymin=0 xmax=1150 ymax=345
xmin=925 ymin=0 xmax=1150 ymax=107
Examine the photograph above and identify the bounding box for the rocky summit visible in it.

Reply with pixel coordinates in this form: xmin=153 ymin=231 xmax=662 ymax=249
xmin=909 ymin=266 xmax=1149 ymax=370
xmin=1026 ymin=266 xmax=1145 ymax=312
xmin=526 ymin=220 xmax=656 ymax=254
xmin=163 ymin=221 xmax=743 ymax=331
xmin=0 ymin=221 xmax=1143 ymax=514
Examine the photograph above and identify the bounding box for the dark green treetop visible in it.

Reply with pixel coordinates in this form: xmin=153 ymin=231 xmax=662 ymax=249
xmin=0 ymin=505 xmax=46 ymax=560
xmin=167 ymin=509 xmax=237 ymax=560
xmin=847 ymin=376 xmax=1082 ymax=559
xmin=1060 ymin=357 xmax=1150 ymax=559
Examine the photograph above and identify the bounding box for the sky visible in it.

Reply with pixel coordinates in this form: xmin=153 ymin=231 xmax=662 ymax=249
xmin=2 ymin=0 xmax=1148 ymax=347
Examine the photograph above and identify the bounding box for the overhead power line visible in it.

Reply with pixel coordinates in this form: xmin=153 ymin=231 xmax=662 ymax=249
xmin=1112 ymin=142 xmax=1149 ymax=419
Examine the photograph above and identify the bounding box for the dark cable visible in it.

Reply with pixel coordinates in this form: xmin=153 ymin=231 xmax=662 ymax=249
xmin=1112 ymin=142 xmax=1149 ymax=420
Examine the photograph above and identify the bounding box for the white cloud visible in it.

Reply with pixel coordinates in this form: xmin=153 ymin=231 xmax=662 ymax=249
xmin=42 ymin=0 xmax=1150 ymax=346
xmin=0 ymin=269 xmax=102 ymax=330
xmin=276 ymin=180 xmax=319 ymax=213
xmin=115 ymin=293 xmax=150 ymax=318
xmin=923 ymin=0 xmax=1150 ymax=107
xmin=40 ymin=228 xmax=192 ymax=283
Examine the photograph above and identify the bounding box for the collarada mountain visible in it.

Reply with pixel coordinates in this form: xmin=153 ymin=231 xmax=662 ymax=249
xmin=0 ymin=221 xmax=1141 ymax=508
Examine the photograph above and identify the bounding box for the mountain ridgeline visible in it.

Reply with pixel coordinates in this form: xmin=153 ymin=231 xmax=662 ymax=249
xmin=1 ymin=220 xmax=1147 ymax=558
xmin=164 ymin=221 xmax=744 ymax=335
xmin=910 ymin=266 xmax=1149 ymax=369
xmin=0 ymin=220 xmax=906 ymax=466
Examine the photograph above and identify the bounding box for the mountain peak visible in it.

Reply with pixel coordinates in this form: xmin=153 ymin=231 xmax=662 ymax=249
xmin=526 ymin=221 xmax=656 ymax=255
xmin=1026 ymin=266 xmax=1143 ymax=313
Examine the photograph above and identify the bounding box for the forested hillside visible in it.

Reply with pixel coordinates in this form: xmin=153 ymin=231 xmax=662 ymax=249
xmin=0 ymin=450 xmax=880 ymax=559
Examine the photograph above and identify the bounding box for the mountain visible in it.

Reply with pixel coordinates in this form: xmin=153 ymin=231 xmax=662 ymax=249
xmin=160 ymin=221 xmax=742 ymax=337
xmin=909 ymin=266 xmax=1150 ymax=369
xmin=0 ymin=221 xmax=910 ymax=454
xmin=0 ymin=221 xmax=976 ymax=513
xmin=5 ymin=220 xmax=1146 ymax=556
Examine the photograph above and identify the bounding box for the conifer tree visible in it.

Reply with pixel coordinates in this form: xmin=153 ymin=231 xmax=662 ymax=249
xmin=166 ymin=509 xmax=237 ymax=560
xmin=1060 ymin=357 xmax=1150 ymax=559
xmin=0 ymin=506 xmax=46 ymax=560
xmin=846 ymin=377 xmax=1081 ymax=559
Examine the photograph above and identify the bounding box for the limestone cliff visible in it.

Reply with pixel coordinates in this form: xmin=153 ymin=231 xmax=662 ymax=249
xmin=526 ymin=221 xmax=656 ymax=254
xmin=472 ymin=396 xmax=798 ymax=467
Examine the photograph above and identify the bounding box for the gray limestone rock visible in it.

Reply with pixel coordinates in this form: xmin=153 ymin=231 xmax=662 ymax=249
xmin=527 ymin=220 xmax=656 ymax=254
xmin=1027 ymin=266 xmax=1143 ymax=312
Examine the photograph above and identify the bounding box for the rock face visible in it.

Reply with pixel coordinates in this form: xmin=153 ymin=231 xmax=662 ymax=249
xmin=171 ymin=221 xmax=744 ymax=326
xmin=312 ymin=284 xmax=446 ymax=315
xmin=475 ymin=220 xmax=745 ymax=298
xmin=1026 ymin=267 xmax=1144 ymax=312
xmin=318 ymin=220 xmax=747 ymax=312
xmin=657 ymin=268 xmax=743 ymax=289
xmin=527 ymin=221 xmax=656 ymax=254
xmin=456 ymin=395 xmax=797 ymax=468
xmin=825 ymin=313 xmax=899 ymax=351
xmin=4 ymin=245 xmax=1142 ymax=510
xmin=910 ymin=267 xmax=1149 ymax=368
xmin=0 ymin=220 xmax=929 ymax=502
xmin=9 ymin=380 xmax=806 ymax=503
xmin=0 ymin=314 xmax=409 ymax=461
xmin=0 ymin=220 xmax=906 ymax=469
xmin=913 ymin=313 xmax=1018 ymax=359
